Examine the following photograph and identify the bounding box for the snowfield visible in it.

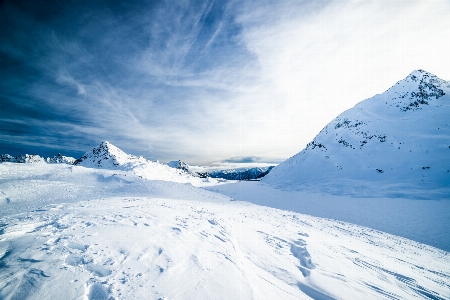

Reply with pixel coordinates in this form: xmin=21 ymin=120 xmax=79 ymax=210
xmin=1 ymin=163 xmax=449 ymax=299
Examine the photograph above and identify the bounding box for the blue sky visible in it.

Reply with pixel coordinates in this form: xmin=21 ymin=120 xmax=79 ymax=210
xmin=1 ymin=0 xmax=449 ymax=164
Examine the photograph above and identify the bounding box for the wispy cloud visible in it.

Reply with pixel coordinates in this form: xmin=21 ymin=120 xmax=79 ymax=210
xmin=1 ymin=0 xmax=449 ymax=164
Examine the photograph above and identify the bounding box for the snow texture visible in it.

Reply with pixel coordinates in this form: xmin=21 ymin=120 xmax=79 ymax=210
xmin=1 ymin=163 xmax=449 ymax=299
xmin=264 ymin=70 xmax=450 ymax=199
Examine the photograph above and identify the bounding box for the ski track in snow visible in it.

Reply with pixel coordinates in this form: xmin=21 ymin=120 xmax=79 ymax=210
xmin=0 ymin=164 xmax=450 ymax=299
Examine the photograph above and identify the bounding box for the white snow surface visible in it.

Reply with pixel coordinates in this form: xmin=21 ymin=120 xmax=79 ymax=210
xmin=1 ymin=163 xmax=450 ymax=299
xmin=264 ymin=70 xmax=450 ymax=199
xmin=206 ymin=181 xmax=450 ymax=252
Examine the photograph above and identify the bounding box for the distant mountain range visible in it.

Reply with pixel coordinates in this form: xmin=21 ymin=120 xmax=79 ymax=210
xmin=205 ymin=167 xmax=275 ymax=180
xmin=263 ymin=70 xmax=450 ymax=199
xmin=1 ymin=141 xmax=274 ymax=181
xmin=1 ymin=153 xmax=74 ymax=164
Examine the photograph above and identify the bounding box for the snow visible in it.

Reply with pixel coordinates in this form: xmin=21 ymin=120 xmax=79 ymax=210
xmin=206 ymin=181 xmax=450 ymax=252
xmin=1 ymin=71 xmax=450 ymax=299
xmin=1 ymin=163 xmax=449 ymax=299
xmin=263 ymin=70 xmax=450 ymax=200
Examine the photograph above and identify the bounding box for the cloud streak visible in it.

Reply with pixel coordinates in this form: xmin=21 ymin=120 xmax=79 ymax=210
xmin=1 ymin=0 xmax=449 ymax=164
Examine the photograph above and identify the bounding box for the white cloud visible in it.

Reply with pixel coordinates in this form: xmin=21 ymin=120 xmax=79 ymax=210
xmin=14 ymin=0 xmax=449 ymax=165
xmin=218 ymin=0 xmax=450 ymax=161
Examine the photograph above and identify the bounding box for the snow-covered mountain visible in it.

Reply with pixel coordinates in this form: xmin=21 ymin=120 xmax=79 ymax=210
xmin=207 ymin=166 xmax=275 ymax=180
xmin=73 ymin=141 xmax=216 ymax=185
xmin=46 ymin=153 xmax=76 ymax=164
xmin=264 ymin=70 xmax=450 ymax=199
xmin=167 ymin=160 xmax=198 ymax=176
xmin=73 ymin=141 xmax=147 ymax=169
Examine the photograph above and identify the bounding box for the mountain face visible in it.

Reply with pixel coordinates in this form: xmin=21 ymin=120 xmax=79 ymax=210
xmin=207 ymin=166 xmax=275 ymax=180
xmin=167 ymin=160 xmax=198 ymax=176
xmin=263 ymin=70 xmax=450 ymax=199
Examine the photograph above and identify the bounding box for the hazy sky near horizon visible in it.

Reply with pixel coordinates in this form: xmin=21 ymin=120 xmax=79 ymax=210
xmin=1 ymin=0 xmax=449 ymax=164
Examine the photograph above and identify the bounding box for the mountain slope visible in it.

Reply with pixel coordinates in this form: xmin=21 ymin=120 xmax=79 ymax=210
xmin=264 ymin=70 xmax=450 ymax=199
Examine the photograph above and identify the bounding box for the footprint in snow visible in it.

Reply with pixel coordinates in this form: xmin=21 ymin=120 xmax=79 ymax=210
xmin=85 ymin=263 xmax=111 ymax=277
xmin=290 ymin=243 xmax=315 ymax=277
xmin=86 ymin=282 xmax=110 ymax=300
xmin=66 ymin=242 xmax=88 ymax=252
xmin=65 ymin=254 xmax=84 ymax=266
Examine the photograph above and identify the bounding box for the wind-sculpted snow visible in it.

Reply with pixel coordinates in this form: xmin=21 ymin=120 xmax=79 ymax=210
xmin=264 ymin=70 xmax=450 ymax=199
xmin=1 ymin=163 xmax=449 ymax=299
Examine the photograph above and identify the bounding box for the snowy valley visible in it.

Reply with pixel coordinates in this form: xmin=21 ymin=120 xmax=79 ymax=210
xmin=1 ymin=70 xmax=450 ymax=299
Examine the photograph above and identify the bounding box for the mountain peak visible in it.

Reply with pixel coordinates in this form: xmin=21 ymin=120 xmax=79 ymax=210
xmin=74 ymin=141 xmax=137 ymax=168
xmin=167 ymin=160 xmax=198 ymax=176
xmin=379 ymin=70 xmax=448 ymax=112
xmin=403 ymin=69 xmax=443 ymax=84
xmin=95 ymin=141 xmax=125 ymax=156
